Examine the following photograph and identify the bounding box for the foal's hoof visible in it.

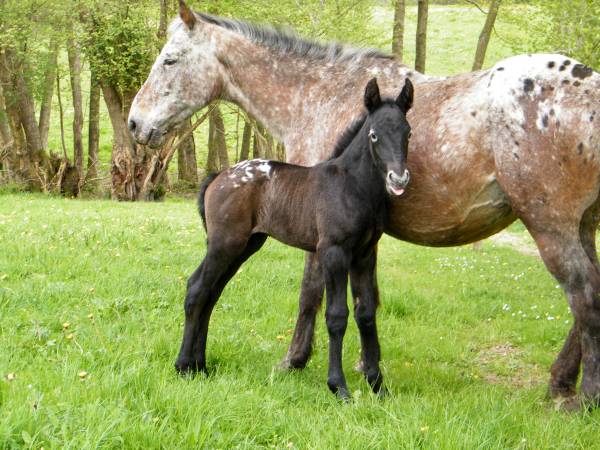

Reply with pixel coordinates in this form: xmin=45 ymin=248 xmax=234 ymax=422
xmin=279 ymin=353 xmax=308 ymax=370
xmin=336 ymin=387 xmax=352 ymax=403
xmin=174 ymin=358 xmax=206 ymax=375
xmin=375 ymin=385 xmax=390 ymax=399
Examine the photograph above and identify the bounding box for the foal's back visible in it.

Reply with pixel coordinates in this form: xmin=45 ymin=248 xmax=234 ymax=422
xmin=204 ymin=159 xmax=324 ymax=252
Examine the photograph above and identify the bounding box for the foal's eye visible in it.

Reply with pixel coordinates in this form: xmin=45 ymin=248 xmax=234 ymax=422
xmin=408 ymin=131 xmax=412 ymax=139
xmin=369 ymin=130 xmax=378 ymax=143
xmin=164 ymin=58 xmax=177 ymax=66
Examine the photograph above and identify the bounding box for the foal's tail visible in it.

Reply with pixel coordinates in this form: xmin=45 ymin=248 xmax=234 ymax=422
xmin=198 ymin=172 xmax=220 ymax=231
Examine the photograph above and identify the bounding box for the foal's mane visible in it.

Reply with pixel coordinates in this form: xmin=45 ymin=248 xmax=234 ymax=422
xmin=193 ymin=13 xmax=393 ymax=64
xmin=328 ymin=99 xmax=399 ymax=160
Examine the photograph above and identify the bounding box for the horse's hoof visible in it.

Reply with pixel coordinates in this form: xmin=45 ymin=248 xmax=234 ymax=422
xmin=547 ymin=382 xmax=576 ymax=400
xmin=553 ymin=395 xmax=582 ymax=413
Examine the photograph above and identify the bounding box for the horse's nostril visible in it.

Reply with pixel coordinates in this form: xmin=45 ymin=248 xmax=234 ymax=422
xmin=128 ymin=119 xmax=137 ymax=132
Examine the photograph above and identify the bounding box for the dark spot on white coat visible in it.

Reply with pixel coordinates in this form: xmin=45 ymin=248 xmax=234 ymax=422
xmin=572 ymin=64 xmax=593 ymax=79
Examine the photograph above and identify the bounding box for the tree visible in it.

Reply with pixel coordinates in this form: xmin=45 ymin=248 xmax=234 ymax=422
xmin=86 ymin=70 xmax=100 ymax=185
xmin=502 ymin=1 xmax=599 ymax=70
xmin=67 ymin=32 xmax=84 ymax=184
xmin=392 ymin=0 xmax=406 ymax=60
xmin=472 ymin=0 xmax=502 ymax=71
xmin=415 ymin=0 xmax=429 ymax=73
xmin=177 ymin=119 xmax=198 ymax=184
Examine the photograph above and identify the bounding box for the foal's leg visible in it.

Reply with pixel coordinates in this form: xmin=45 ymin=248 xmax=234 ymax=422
xmin=350 ymin=247 xmax=384 ymax=394
xmin=185 ymin=233 xmax=268 ymax=373
xmin=176 ymin=234 xmax=266 ymax=373
xmin=281 ymin=252 xmax=324 ymax=369
xmin=318 ymin=243 xmax=351 ymax=399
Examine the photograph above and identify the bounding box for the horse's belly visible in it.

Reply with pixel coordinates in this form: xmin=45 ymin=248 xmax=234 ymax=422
xmin=386 ymin=176 xmax=516 ymax=247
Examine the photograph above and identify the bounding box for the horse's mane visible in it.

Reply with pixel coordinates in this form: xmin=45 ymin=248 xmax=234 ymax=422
xmin=194 ymin=13 xmax=392 ymax=64
xmin=328 ymin=100 xmax=399 ymax=160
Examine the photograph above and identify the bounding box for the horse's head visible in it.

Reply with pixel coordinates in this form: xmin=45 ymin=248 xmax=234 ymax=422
xmin=128 ymin=1 xmax=222 ymax=148
xmin=364 ymin=77 xmax=413 ymax=197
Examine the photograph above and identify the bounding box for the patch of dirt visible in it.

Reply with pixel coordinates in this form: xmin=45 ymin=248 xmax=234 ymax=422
xmin=476 ymin=343 xmax=546 ymax=388
xmin=487 ymin=231 xmax=539 ymax=257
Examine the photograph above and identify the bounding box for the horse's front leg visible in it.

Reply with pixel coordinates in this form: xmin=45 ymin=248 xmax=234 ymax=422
xmin=350 ymin=246 xmax=384 ymax=394
xmin=318 ymin=243 xmax=351 ymax=400
xmin=282 ymin=252 xmax=324 ymax=369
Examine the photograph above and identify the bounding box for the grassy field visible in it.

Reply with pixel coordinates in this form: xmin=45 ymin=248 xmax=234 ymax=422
xmin=2 ymin=194 xmax=600 ymax=449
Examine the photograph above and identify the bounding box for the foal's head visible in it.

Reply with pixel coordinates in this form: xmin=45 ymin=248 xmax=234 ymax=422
xmin=363 ymin=78 xmax=414 ymax=196
xmin=128 ymin=1 xmax=222 ymax=147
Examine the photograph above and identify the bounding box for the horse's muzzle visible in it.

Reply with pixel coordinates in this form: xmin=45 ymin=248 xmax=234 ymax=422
xmin=128 ymin=118 xmax=165 ymax=148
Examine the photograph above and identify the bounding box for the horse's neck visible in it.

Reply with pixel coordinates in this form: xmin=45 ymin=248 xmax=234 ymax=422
xmin=218 ymin=34 xmax=419 ymax=165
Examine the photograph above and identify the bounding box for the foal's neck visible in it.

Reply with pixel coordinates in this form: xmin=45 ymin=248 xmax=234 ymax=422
xmin=331 ymin=127 xmax=386 ymax=200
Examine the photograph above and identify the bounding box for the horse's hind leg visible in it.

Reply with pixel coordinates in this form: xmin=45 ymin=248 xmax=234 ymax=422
xmin=175 ymin=233 xmax=267 ymax=373
xmin=524 ymin=223 xmax=600 ymax=407
xmin=548 ymin=200 xmax=600 ymax=400
xmin=281 ymin=252 xmax=324 ymax=369
xmin=350 ymin=247 xmax=384 ymax=394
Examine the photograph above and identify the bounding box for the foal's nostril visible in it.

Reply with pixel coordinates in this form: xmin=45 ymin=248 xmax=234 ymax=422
xmin=128 ymin=119 xmax=137 ymax=133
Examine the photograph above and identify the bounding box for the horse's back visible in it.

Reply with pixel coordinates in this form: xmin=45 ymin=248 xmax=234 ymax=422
xmin=486 ymin=53 xmax=600 ymax=225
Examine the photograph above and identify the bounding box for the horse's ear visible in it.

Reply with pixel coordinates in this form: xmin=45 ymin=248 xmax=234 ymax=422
xmin=179 ymin=0 xmax=197 ymax=30
xmin=396 ymin=78 xmax=414 ymax=114
xmin=364 ymin=78 xmax=382 ymax=113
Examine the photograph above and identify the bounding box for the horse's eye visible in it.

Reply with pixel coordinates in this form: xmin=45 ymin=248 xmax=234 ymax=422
xmin=408 ymin=131 xmax=412 ymax=139
xmin=369 ymin=130 xmax=378 ymax=143
xmin=164 ymin=58 xmax=177 ymax=66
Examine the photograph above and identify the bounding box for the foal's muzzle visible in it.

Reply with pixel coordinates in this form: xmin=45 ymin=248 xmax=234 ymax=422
xmin=386 ymin=169 xmax=410 ymax=197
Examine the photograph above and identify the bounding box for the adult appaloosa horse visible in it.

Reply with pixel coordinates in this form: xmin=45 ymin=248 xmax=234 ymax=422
xmin=176 ymin=78 xmax=413 ymax=399
xmin=128 ymin=1 xmax=600 ymax=409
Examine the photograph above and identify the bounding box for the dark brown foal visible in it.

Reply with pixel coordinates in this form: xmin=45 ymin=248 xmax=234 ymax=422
xmin=175 ymin=78 xmax=413 ymax=399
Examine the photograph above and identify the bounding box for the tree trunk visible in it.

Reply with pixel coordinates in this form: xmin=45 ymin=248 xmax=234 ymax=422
xmin=472 ymin=0 xmax=502 ymax=71
xmin=238 ymin=118 xmax=252 ymax=162
xmin=177 ymin=119 xmax=198 ymax=184
xmin=0 ymin=85 xmax=13 ymax=181
xmin=392 ymin=0 xmax=406 ymax=60
xmin=0 ymin=76 xmax=25 ymax=181
xmin=67 ymin=35 xmax=84 ymax=182
xmin=265 ymin=134 xmax=274 ymax=159
xmin=157 ymin=0 xmax=168 ymax=42
xmin=276 ymin=142 xmax=285 ymax=161
xmin=415 ymin=0 xmax=429 ymax=73
xmin=38 ymin=42 xmax=58 ymax=151
xmin=208 ymin=105 xmax=229 ymax=170
xmin=102 ymin=82 xmax=138 ymax=200
xmin=86 ymin=70 xmax=101 ymax=184
xmin=1 ymin=48 xmax=49 ymax=188
xmin=0 ymin=85 xmax=11 ymax=146
xmin=252 ymin=123 xmax=261 ymax=159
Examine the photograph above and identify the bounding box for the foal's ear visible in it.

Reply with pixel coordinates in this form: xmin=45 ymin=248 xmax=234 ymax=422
xmin=364 ymin=78 xmax=382 ymax=113
xmin=396 ymin=78 xmax=414 ymax=114
xmin=179 ymin=0 xmax=197 ymax=30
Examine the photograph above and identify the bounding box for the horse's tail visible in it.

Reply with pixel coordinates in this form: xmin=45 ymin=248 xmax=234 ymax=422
xmin=198 ymin=172 xmax=220 ymax=231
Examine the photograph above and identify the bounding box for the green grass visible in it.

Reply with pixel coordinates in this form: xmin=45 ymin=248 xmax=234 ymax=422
xmin=373 ymin=4 xmax=525 ymax=76
xmin=1 ymin=194 xmax=600 ymax=449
